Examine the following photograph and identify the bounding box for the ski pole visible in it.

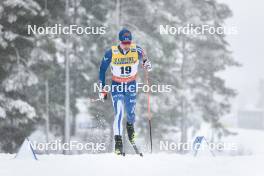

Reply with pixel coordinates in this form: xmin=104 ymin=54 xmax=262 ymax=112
xmin=144 ymin=69 xmax=152 ymax=153
xmin=148 ymin=118 xmax=152 ymax=153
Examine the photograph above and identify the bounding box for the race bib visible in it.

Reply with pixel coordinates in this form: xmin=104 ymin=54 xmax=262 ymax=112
xmin=111 ymin=45 xmax=139 ymax=78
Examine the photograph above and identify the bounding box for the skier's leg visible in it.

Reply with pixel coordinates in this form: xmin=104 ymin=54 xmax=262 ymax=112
xmin=112 ymin=94 xmax=125 ymax=136
xmin=124 ymin=83 xmax=137 ymax=144
xmin=111 ymin=82 xmax=125 ymax=155
xmin=124 ymin=81 xmax=137 ymax=124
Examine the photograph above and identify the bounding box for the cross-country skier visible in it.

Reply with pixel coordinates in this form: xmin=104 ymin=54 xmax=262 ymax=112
xmin=98 ymin=28 xmax=152 ymax=155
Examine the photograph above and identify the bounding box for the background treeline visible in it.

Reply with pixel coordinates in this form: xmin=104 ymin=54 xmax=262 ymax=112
xmin=0 ymin=0 xmax=239 ymax=153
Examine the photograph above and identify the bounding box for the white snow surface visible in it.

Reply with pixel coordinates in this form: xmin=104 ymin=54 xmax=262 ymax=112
xmin=0 ymin=153 xmax=263 ymax=176
xmin=1 ymin=128 xmax=264 ymax=176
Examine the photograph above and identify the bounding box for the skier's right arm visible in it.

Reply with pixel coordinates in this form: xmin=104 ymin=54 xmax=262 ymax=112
xmin=98 ymin=49 xmax=112 ymax=100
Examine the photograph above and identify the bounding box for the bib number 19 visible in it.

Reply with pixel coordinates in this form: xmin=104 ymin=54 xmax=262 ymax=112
xmin=120 ymin=66 xmax=131 ymax=74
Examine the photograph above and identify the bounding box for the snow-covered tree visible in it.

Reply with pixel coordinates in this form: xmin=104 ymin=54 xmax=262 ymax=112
xmin=0 ymin=0 xmax=46 ymax=152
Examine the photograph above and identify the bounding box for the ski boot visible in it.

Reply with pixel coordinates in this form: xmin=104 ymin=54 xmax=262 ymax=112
xmin=114 ymin=135 xmax=124 ymax=155
xmin=126 ymin=122 xmax=136 ymax=144
xmin=126 ymin=122 xmax=143 ymax=157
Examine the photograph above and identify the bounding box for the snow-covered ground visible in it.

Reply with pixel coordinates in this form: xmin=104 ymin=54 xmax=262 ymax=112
xmin=0 ymin=153 xmax=263 ymax=176
xmin=1 ymin=128 xmax=263 ymax=176
xmin=223 ymin=128 xmax=264 ymax=155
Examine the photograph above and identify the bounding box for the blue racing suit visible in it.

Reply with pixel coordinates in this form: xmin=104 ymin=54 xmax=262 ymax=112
xmin=99 ymin=44 xmax=144 ymax=136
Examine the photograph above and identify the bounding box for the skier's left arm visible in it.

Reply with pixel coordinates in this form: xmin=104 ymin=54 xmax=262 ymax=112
xmin=136 ymin=45 xmax=152 ymax=71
